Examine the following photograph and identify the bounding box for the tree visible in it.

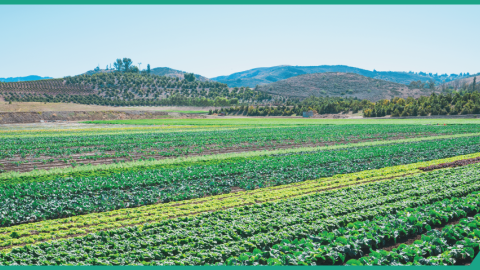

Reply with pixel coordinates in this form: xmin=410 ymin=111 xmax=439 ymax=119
xmin=147 ymin=64 xmax=151 ymax=74
xmin=473 ymin=77 xmax=477 ymax=92
xmin=123 ymin=58 xmax=133 ymax=72
xmin=113 ymin=59 xmax=123 ymax=71
xmin=94 ymin=66 xmax=100 ymax=72
xmin=130 ymin=66 xmax=139 ymax=73
xmin=184 ymin=73 xmax=195 ymax=82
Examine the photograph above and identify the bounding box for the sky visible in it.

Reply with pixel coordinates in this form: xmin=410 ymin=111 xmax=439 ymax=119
xmin=1 ymin=5 xmax=479 ymax=79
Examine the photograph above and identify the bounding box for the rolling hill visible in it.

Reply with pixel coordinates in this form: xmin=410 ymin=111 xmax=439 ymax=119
xmin=149 ymin=67 xmax=210 ymax=82
xmin=255 ymin=72 xmax=439 ymax=101
xmin=211 ymin=65 xmax=468 ymax=88
xmin=82 ymin=67 xmax=210 ymax=82
xmin=444 ymin=74 xmax=480 ymax=90
xmin=0 ymin=72 xmax=273 ymax=107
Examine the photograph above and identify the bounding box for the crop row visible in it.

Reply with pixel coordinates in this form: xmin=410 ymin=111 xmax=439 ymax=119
xmin=418 ymin=156 xmax=480 ymax=171
xmin=0 ymin=157 xmax=423 ymax=249
xmin=0 ymin=125 xmax=216 ymax=138
xmin=346 ymin=218 xmax=480 ymax=265
xmin=82 ymin=118 xmax=480 ymax=126
xmin=3 ymin=131 xmax=478 ymax=185
xmin=3 ymin=150 xmax=480 ymax=251
xmin=3 ymin=135 xmax=480 ymax=226
xmin=226 ymin=196 xmax=480 ymax=265
xmin=0 ymin=124 xmax=477 ymax=161
xmin=1 ymin=163 xmax=480 ymax=264
xmin=2 ymin=135 xmax=480 ymax=226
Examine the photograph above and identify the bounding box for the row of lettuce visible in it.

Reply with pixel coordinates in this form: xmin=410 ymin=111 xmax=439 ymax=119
xmin=2 ymin=124 xmax=477 ymax=161
xmin=1 ymin=163 xmax=480 ymax=265
xmin=3 ymin=151 xmax=480 ymax=251
xmin=2 ymin=135 xmax=480 ymax=226
xmin=229 ymin=203 xmax=480 ymax=266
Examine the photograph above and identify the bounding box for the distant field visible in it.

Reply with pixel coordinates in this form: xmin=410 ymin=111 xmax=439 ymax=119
xmin=0 ymin=102 xmax=213 ymax=112
xmin=84 ymin=117 xmax=480 ymax=126
xmin=162 ymin=110 xmax=208 ymax=114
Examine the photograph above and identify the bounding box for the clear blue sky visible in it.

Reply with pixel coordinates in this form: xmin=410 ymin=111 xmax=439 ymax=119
xmin=1 ymin=5 xmax=479 ymax=79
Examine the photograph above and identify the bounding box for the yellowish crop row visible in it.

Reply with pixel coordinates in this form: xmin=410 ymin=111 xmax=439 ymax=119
xmin=0 ymin=125 xmax=238 ymax=138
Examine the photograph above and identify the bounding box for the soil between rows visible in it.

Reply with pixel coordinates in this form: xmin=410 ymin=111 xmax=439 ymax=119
xmin=0 ymin=133 xmax=447 ymax=173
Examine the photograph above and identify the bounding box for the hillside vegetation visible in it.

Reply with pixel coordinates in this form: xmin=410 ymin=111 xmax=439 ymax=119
xmin=84 ymin=67 xmax=209 ymax=82
xmin=214 ymin=90 xmax=480 ymax=118
xmin=364 ymin=91 xmax=480 ymax=117
xmin=211 ymin=65 xmax=470 ymax=87
xmin=0 ymin=72 xmax=275 ymax=107
xmin=255 ymin=72 xmax=436 ymax=101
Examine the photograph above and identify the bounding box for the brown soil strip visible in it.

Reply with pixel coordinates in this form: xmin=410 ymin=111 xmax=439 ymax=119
xmin=419 ymin=156 xmax=480 ymax=171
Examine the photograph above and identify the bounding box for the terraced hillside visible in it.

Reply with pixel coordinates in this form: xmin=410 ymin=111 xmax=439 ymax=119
xmin=0 ymin=79 xmax=94 ymax=96
xmin=0 ymin=73 xmax=275 ymax=107
xmin=1 ymin=118 xmax=480 ymax=265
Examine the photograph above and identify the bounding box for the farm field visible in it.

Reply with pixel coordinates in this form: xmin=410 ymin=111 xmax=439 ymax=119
xmin=0 ymin=102 xmax=214 ymax=113
xmin=85 ymin=117 xmax=480 ymax=126
xmin=2 ymin=120 xmax=480 ymax=173
xmin=1 ymin=119 xmax=480 ymax=265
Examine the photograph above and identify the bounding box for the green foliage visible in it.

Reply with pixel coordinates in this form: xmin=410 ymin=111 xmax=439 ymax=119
xmin=183 ymin=73 xmax=195 ymax=82
xmin=364 ymin=91 xmax=480 ymax=117
xmin=2 ymin=134 xmax=480 ymax=225
xmin=232 ymin=196 xmax=480 ymax=265
xmin=2 ymin=165 xmax=480 ymax=265
xmin=0 ymin=71 xmax=274 ymax=107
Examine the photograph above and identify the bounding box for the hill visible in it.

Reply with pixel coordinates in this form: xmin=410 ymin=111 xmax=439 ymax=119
xmin=149 ymin=67 xmax=210 ymax=82
xmin=0 ymin=75 xmax=53 ymax=83
xmin=82 ymin=67 xmax=210 ymax=82
xmin=0 ymin=72 xmax=274 ymax=107
xmin=443 ymin=74 xmax=480 ymax=90
xmin=210 ymin=65 xmax=470 ymax=87
xmin=255 ymin=72 xmax=438 ymax=101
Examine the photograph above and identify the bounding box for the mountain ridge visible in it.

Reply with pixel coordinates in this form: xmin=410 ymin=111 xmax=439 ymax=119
xmin=210 ymin=65 xmax=471 ymax=87
xmin=0 ymin=75 xmax=53 ymax=82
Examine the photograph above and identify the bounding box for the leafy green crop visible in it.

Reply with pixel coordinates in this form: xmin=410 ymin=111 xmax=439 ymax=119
xmin=227 ymin=194 xmax=480 ymax=265
xmin=1 ymin=164 xmax=480 ymax=265
xmin=1 ymin=124 xmax=477 ymax=164
xmin=2 ymin=136 xmax=480 ymax=226
xmin=347 ymin=217 xmax=480 ymax=265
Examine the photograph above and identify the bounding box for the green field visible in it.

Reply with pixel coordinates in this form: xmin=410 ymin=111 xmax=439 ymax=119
xmin=83 ymin=117 xmax=480 ymax=126
xmin=162 ymin=110 xmax=208 ymax=114
xmin=1 ymin=119 xmax=480 ymax=265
